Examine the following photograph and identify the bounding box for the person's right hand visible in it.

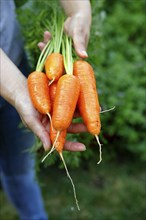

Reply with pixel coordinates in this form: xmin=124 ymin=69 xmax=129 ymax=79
xmin=63 ymin=13 xmax=91 ymax=58
xmin=60 ymin=0 xmax=92 ymax=58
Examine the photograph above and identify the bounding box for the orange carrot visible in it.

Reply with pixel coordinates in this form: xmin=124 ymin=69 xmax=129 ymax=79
xmin=45 ymin=52 xmax=64 ymax=82
xmin=49 ymin=81 xmax=58 ymax=110
xmin=45 ymin=12 xmax=64 ymax=83
xmin=50 ymin=126 xmax=67 ymax=153
xmin=41 ymin=79 xmax=67 ymax=157
xmin=28 ymin=71 xmax=51 ymax=115
xmin=43 ymin=35 xmax=80 ymax=211
xmin=73 ymin=60 xmax=102 ymax=164
xmin=52 ymin=74 xmax=80 ymax=131
xmin=27 ymin=34 xmax=53 ymax=116
xmin=44 ymin=119 xmax=80 ymax=211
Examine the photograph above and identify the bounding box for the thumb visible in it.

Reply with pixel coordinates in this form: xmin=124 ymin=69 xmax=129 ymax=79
xmin=73 ymin=31 xmax=88 ymax=58
xmin=22 ymin=116 xmax=51 ymax=151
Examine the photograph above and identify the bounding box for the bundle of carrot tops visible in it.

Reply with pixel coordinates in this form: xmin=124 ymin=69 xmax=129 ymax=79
xmin=27 ymin=13 xmax=104 ymax=211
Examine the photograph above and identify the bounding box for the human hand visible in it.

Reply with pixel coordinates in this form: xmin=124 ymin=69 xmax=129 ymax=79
xmin=14 ymin=79 xmax=51 ymax=151
xmin=38 ymin=8 xmax=92 ymax=59
xmin=60 ymin=0 xmax=92 ymax=58
xmin=64 ymin=14 xmax=91 ymax=58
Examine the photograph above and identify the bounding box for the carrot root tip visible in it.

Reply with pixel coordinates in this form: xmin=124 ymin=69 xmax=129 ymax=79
xmin=41 ymin=131 xmax=60 ymax=163
xmin=95 ymin=135 xmax=102 ymax=165
xmin=59 ymin=152 xmax=80 ymax=211
xmin=47 ymin=113 xmax=53 ymax=131
xmin=49 ymin=78 xmax=55 ymax=86
xmin=41 ymin=146 xmax=56 ymax=163
xmin=100 ymin=106 xmax=116 ymax=114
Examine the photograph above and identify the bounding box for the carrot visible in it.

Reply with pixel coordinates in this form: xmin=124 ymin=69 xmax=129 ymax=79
xmin=45 ymin=11 xmax=64 ymax=83
xmin=52 ymin=74 xmax=80 ymax=131
xmin=45 ymin=52 xmax=64 ymax=82
xmin=73 ymin=60 xmax=102 ymax=164
xmin=43 ymin=35 xmax=80 ymax=211
xmin=44 ymin=73 xmax=80 ymax=168
xmin=41 ymin=80 xmax=67 ymax=158
xmin=49 ymin=81 xmax=58 ymax=110
xmin=50 ymin=127 xmax=67 ymax=154
xmin=28 ymin=39 xmax=52 ymax=117
xmin=28 ymin=71 xmax=51 ymax=115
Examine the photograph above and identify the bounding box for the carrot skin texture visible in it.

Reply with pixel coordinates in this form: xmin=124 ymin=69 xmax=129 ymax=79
xmin=49 ymin=82 xmax=58 ymax=111
xmin=45 ymin=52 xmax=64 ymax=81
xmin=52 ymin=74 xmax=80 ymax=131
xmin=28 ymin=71 xmax=51 ymax=114
xmin=73 ymin=60 xmax=101 ymax=135
xmin=50 ymin=126 xmax=67 ymax=153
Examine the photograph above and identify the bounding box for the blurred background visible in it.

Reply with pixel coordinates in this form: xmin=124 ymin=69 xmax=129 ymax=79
xmin=0 ymin=0 xmax=145 ymax=219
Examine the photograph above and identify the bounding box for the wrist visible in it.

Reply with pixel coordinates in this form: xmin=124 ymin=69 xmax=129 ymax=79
xmin=60 ymin=0 xmax=91 ymax=16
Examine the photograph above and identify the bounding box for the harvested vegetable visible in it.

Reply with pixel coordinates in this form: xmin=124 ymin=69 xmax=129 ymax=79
xmin=45 ymin=12 xmax=64 ymax=83
xmin=73 ymin=60 xmax=102 ymax=164
xmin=28 ymin=72 xmax=51 ymax=115
xmin=43 ymin=35 xmax=80 ymax=211
xmin=28 ymin=40 xmax=52 ymax=117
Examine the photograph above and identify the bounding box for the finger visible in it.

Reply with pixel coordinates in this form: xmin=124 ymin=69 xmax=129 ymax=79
xmin=64 ymin=141 xmax=86 ymax=152
xmin=64 ymin=16 xmax=89 ymax=58
xmin=68 ymin=123 xmax=87 ymax=133
xmin=63 ymin=17 xmax=72 ymax=36
xmin=44 ymin=31 xmax=51 ymax=44
xmin=73 ymin=29 xmax=88 ymax=58
xmin=38 ymin=42 xmax=46 ymax=51
xmin=41 ymin=115 xmax=50 ymax=132
xmin=25 ymin=117 xmax=51 ymax=151
xmin=38 ymin=31 xmax=51 ymax=51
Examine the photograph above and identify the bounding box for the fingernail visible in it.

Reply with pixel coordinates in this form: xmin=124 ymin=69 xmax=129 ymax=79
xmin=44 ymin=142 xmax=51 ymax=151
xmin=80 ymin=144 xmax=86 ymax=151
xmin=81 ymin=50 xmax=88 ymax=57
xmin=43 ymin=144 xmax=48 ymax=151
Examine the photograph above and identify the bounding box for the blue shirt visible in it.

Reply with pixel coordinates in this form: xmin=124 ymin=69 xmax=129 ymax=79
xmin=0 ymin=0 xmax=23 ymax=66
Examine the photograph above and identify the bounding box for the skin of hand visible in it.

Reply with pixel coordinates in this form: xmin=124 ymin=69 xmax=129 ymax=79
xmin=60 ymin=0 xmax=92 ymax=58
xmin=38 ymin=0 xmax=92 ymax=58
xmin=0 ymin=48 xmax=87 ymax=152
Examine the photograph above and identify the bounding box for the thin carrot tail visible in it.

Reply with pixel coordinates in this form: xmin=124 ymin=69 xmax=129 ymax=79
xmin=41 ymin=146 xmax=55 ymax=163
xmin=47 ymin=113 xmax=53 ymax=131
xmin=95 ymin=135 xmax=102 ymax=164
xmin=49 ymin=78 xmax=55 ymax=86
xmin=100 ymin=106 xmax=115 ymax=114
xmin=59 ymin=152 xmax=80 ymax=211
xmin=41 ymin=131 xmax=60 ymax=163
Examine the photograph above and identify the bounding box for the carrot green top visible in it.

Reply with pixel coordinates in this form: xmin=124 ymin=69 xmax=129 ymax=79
xmin=36 ymin=40 xmax=53 ymax=72
xmin=62 ymin=35 xmax=73 ymax=75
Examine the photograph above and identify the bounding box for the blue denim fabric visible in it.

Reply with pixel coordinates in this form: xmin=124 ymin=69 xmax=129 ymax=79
xmin=0 ymin=53 xmax=48 ymax=220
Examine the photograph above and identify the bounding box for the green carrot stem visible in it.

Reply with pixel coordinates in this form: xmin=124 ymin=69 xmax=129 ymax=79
xmin=36 ymin=40 xmax=50 ymax=70
xmin=44 ymin=10 xmax=64 ymax=53
xmin=62 ymin=35 xmax=73 ymax=75
xmin=54 ymin=15 xmax=64 ymax=53
xmin=36 ymin=41 xmax=53 ymax=72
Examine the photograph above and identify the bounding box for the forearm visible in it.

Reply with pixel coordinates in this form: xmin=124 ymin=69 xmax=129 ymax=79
xmin=0 ymin=48 xmax=27 ymax=107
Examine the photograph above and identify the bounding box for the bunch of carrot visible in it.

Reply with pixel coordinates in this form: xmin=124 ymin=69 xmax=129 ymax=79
xmin=27 ymin=13 xmax=106 ymax=211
